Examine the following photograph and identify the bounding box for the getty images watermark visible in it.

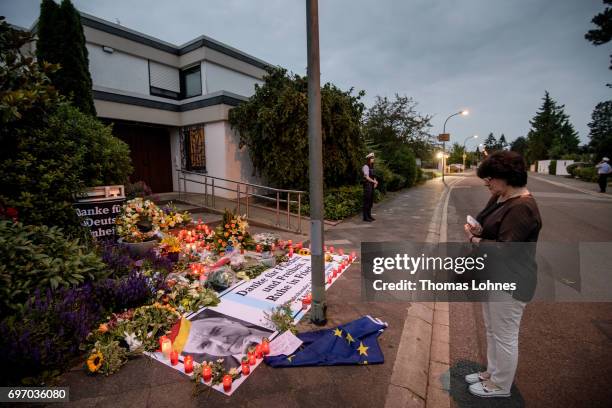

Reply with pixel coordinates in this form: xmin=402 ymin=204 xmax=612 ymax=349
xmin=361 ymin=242 xmax=612 ymax=302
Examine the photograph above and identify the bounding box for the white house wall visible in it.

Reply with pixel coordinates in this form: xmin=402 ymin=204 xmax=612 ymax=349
xmin=87 ymin=44 xmax=149 ymax=95
xmin=203 ymin=61 xmax=263 ymax=96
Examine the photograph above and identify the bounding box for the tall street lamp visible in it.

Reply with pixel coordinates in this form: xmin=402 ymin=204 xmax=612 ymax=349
xmin=439 ymin=109 xmax=469 ymax=182
xmin=462 ymin=134 xmax=478 ymax=172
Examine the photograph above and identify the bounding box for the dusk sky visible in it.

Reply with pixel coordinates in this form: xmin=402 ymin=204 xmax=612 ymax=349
xmin=2 ymin=0 xmax=610 ymax=147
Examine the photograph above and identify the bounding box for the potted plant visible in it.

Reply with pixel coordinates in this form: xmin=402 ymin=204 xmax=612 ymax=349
xmin=115 ymin=198 xmax=164 ymax=256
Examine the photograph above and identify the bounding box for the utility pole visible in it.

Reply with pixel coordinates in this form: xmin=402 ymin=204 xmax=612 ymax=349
xmin=306 ymin=0 xmax=326 ymax=325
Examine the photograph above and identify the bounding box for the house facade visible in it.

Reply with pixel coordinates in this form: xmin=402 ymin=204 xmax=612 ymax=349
xmin=69 ymin=13 xmax=269 ymax=194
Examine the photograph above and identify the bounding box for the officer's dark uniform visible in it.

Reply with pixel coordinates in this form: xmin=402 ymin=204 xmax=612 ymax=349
xmin=363 ymin=164 xmax=375 ymax=221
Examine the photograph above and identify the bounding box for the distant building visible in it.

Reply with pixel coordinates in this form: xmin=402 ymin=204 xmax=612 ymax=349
xmin=29 ymin=12 xmax=272 ymax=194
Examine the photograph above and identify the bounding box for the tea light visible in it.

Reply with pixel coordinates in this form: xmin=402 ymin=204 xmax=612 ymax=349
xmin=161 ymin=338 xmax=172 ymax=359
xmin=170 ymin=350 xmax=178 ymax=366
xmin=184 ymin=355 xmax=194 ymax=374
xmin=241 ymin=360 xmax=250 ymax=375
xmin=202 ymin=364 xmax=212 ymax=382
xmin=223 ymin=374 xmax=232 ymax=392
xmin=261 ymin=338 xmax=270 ymax=355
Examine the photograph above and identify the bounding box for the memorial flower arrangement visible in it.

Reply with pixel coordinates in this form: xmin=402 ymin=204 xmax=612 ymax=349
xmin=156 ymin=279 xmax=220 ymax=314
xmin=193 ymin=359 xmax=241 ymax=386
xmin=86 ymin=339 xmax=129 ymax=376
xmin=207 ymin=210 xmax=252 ymax=253
xmin=159 ymin=203 xmax=192 ymax=229
xmin=115 ymin=198 xmax=165 ymax=243
xmin=252 ymin=232 xmax=280 ymax=251
xmin=113 ymin=302 xmax=181 ymax=351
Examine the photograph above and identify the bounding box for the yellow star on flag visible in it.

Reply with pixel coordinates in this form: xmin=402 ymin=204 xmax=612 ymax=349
xmin=287 ymin=355 xmax=295 ymax=363
xmin=357 ymin=341 xmax=369 ymax=356
xmin=346 ymin=332 xmax=355 ymax=344
xmin=334 ymin=328 xmax=343 ymax=337
xmin=360 ymin=360 xmax=368 ymax=365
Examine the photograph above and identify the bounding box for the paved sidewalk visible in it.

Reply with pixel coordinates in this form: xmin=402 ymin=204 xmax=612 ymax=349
xmin=53 ymin=178 xmax=452 ymax=408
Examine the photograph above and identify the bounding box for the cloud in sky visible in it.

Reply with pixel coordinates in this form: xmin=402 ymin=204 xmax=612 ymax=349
xmin=2 ymin=0 xmax=610 ymax=145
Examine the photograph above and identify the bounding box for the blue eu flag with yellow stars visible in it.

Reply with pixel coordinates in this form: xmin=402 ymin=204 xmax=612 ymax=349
xmin=265 ymin=316 xmax=388 ymax=367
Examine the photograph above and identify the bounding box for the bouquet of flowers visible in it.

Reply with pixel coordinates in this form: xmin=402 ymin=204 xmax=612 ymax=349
xmin=114 ymin=302 xmax=180 ymax=351
xmin=252 ymin=232 xmax=280 ymax=252
xmin=206 ymin=210 xmax=251 ymax=254
xmin=115 ymin=198 xmax=166 ymax=243
xmin=157 ymin=278 xmax=220 ymax=314
xmin=159 ymin=202 xmax=193 ymax=229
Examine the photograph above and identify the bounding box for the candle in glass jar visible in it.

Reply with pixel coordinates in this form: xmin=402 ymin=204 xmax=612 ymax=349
xmin=202 ymin=364 xmax=212 ymax=382
xmin=329 ymin=246 xmax=334 ymax=253
xmin=350 ymin=251 xmax=356 ymax=261
xmin=338 ymin=248 xmax=344 ymax=256
xmin=261 ymin=338 xmax=270 ymax=355
xmin=271 ymin=243 xmax=276 ymax=251
xmin=288 ymin=247 xmax=294 ymax=257
xmin=184 ymin=355 xmax=193 ymax=373
xmin=255 ymin=344 xmax=263 ymax=359
xmin=249 ymin=353 xmax=257 ymax=365
xmin=241 ymin=360 xmax=250 ymax=375
xmin=161 ymin=338 xmax=172 ymax=359
xmin=223 ymin=374 xmax=232 ymax=392
xmin=158 ymin=335 xmax=168 ymax=352
xmin=256 ymin=244 xmax=262 ymax=253
xmin=170 ymin=350 xmax=178 ymax=366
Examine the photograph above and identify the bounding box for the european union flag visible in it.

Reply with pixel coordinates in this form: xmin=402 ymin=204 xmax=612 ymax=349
xmin=265 ymin=316 xmax=388 ymax=367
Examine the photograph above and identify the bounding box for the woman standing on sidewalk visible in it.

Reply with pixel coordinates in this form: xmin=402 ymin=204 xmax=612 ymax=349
xmin=362 ymin=152 xmax=378 ymax=222
xmin=463 ymin=150 xmax=542 ymax=398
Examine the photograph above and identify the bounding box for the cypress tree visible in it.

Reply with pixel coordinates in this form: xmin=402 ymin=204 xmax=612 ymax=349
xmin=36 ymin=0 xmax=96 ymax=115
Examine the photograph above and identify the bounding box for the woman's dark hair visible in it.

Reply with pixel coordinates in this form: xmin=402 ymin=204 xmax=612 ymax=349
xmin=477 ymin=151 xmax=528 ymax=187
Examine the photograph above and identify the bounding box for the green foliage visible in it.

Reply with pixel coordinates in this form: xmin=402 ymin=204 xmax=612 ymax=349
xmin=228 ymin=67 xmax=365 ymax=190
xmin=0 ymin=105 xmax=132 ymax=235
xmin=93 ymin=339 xmax=129 ymax=376
xmin=383 ymin=144 xmax=418 ymax=187
xmin=298 ymin=185 xmax=382 ymax=220
xmin=510 ymin=136 xmax=528 ymax=156
xmin=585 ymin=0 xmax=612 ymax=73
xmin=264 ymin=302 xmax=297 ymax=334
xmin=548 ymin=160 xmax=557 ymax=175
xmin=484 ymin=133 xmax=498 ymax=152
xmin=575 ymin=166 xmax=598 ymax=182
xmin=36 ymin=0 xmax=96 ymax=115
xmin=0 ymin=221 xmax=107 ymax=314
xmin=525 ymin=91 xmax=580 ymax=163
xmin=588 ymin=100 xmax=612 ymax=161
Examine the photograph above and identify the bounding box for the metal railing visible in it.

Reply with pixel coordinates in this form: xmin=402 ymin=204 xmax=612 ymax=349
xmin=176 ymin=169 xmax=306 ymax=232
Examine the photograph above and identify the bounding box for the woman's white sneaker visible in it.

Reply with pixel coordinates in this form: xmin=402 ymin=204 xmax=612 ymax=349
xmin=465 ymin=372 xmax=490 ymax=384
xmin=468 ymin=381 xmax=511 ymax=398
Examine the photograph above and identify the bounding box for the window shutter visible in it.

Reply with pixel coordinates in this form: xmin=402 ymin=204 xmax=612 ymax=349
xmin=149 ymin=61 xmax=180 ymax=93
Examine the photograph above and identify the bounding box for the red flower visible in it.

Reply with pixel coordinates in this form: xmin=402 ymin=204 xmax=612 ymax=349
xmin=5 ymin=207 xmax=18 ymax=221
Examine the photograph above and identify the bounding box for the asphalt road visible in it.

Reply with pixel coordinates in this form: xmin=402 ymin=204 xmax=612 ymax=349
xmin=446 ymin=172 xmax=612 ymax=408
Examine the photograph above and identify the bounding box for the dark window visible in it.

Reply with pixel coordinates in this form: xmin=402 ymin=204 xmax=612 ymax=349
xmin=181 ymin=65 xmax=202 ymax=99
xmin=181 ymin=126 xmax=206 ymax=172
xmin=149 ymin=86 xmax=180 ymax=99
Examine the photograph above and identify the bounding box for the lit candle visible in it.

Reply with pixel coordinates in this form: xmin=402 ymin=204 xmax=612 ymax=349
xmin=350 ymin=251 xmax=356 ymax=261
xmin=324 ymin=245 xmax=327 ymax=252
xmin=255 ymin=344 xmax=263 ymax=359
xmin=333 ymin=268 xmax=338 ymax=278
xmin=249 ymin=353 xmax=257 ymax=366
xmin=241 ymin=359 xmax=250 ymax=375
xmin=329 ymin=246 xmax=334 ymax=253
xmin=158 ymin=335 xmax=168 ymax=352
xmin=223 ymin=374 xmax=232 ymax=392
xmin=256 ymin=244 xmax=262 ymax=253
xmin=161 ymin=338 xmax=172 ymax=359
xmin=170 ymin=350 xmax=178 ymax=366
xmin=261 ymin=338 xmax=270 ymax=355
xmin=288 ymin=247 xmax=294 ymax=258
xmin=271 ymin=243 xmax=276 ymax=251
xmin=338 ymin=248 xmax=344 ymax=256
xmin=287 ymin=239 xmax=293 ymax=246
xmin=202 ymin=364 xmax=212 ymax=382
xmin=184 ymin=355 xmax=193 ymax=374
xmin=327 ymin=275 xmax=332 ymax=284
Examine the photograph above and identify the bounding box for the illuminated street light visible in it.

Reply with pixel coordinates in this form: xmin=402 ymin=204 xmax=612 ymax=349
xmin=462 ymin=134 xmax=478 ymax=171
xmin=440 ymin=109 xmax=470 ymax=181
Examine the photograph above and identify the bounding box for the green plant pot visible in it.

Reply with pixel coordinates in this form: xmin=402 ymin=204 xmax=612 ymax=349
xmin=117 ymin=237 xmax=159 ymax=257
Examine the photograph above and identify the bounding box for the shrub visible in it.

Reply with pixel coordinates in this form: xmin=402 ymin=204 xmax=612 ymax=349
xmin=94 ymin=271 xmax=156 ymax=312
xmin=575 ymin=167 xmax=598 ymax=182
xmin=0 ymin=284 xmax=103 ymax=384
xmin=385 ymin=144 xmax=418 ymax=187
xmin=125 ymin=180 xmax=153 ymax=199
xmin=0 ymin=221 xmax=107 ymax=314
xmin=548 ymin=160 xmax=557 ymax=175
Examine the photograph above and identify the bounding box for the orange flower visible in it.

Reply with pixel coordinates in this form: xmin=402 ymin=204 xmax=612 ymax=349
xmin=218 ymin=239 xmax=222 ymax=243
xmin=224 ymin=232 xmax=229 ymax=237
xmin=225 ymin=224 xmax=230 ymax=228
xmin=98 ymin=323 xmax=109 ymax=333
xmin=231 ymin=224 xmax=235 ymax=228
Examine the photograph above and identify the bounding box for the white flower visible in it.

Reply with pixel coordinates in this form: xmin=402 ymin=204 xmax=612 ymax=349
xmin=124 ymin=331 xmax=143 ymax=352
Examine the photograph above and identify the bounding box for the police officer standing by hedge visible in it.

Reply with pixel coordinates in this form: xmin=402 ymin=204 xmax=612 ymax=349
xmin=363 ymin=152 xmax=378 ymax=222
xmin=596 ymin=157 xmax=611 ymax=193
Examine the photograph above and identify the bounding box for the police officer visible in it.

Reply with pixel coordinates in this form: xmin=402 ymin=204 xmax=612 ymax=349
xmin=363 ymin=152 xmax=378 ymax=222
xmin=596 ymin=157 xmax=611 ymax=193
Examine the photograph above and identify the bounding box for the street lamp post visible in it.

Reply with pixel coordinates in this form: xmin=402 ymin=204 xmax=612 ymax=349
xmin=462 ymin=134 xmax=478 ymax=172
xmin=440 ymin=110 xmax=469 ymax=182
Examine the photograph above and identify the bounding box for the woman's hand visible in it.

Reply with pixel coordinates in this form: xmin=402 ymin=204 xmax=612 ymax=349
xmin=464 ymin=224 xmax=482 ymax=243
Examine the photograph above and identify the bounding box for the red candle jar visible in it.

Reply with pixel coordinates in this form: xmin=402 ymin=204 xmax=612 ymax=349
xmin=333 ymin=268 xmax=338 ymax=278
xmin=170 ymin=350 xmax=178 ymax=366
xmin=288 ymin=247 xmax=294 ymax=258
xmin=184 ymin=355 xmax=193 ymax=374
xmin=223 ymin=374 xmax=232 ymax=392
xmin=338 ymin=248 xmax=344 ymax=256
xmin=350 ymin=251 xmax=356 ymax=261
xmin=287 ymin=239 xmax=293 ymax=246
xmin=271 ymin=243 xmax=276 ymax=251
xmin=327 ymin=275 xmax=332 ymax=284
xmin=329 ymin=246 xmax=334 ymax=253
xmin=202 ymin=364 xmax=212 ymax=382
xmin=249 ymin=353 xmax=257 ymax=365
xmin=255 ymin=344 xmax=263 ymax=359
xmin=241 ymin=360 xmax=250 ymax=376
xmin=261 ymin=338 xmax=270 ymax=355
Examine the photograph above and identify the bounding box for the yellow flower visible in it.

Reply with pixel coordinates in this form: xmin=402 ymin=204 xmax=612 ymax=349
xmin=87 ymin=351 xmax=103 ymax=373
